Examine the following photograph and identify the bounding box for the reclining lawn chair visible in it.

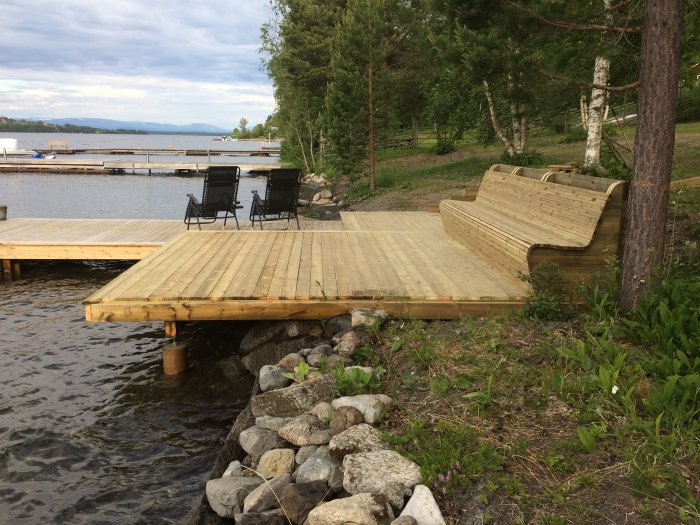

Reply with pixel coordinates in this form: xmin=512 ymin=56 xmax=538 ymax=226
xmin=184 ymin=166 xmax=243 ymax=230
xmin=249 ymin=168 xmax=302 ymax=229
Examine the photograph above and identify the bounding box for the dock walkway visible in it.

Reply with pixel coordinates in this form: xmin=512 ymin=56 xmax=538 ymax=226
xmin=1 ymin=212 xmax=528 ymax=321
xmin=0 ymin=159 xmax=280 ymax=175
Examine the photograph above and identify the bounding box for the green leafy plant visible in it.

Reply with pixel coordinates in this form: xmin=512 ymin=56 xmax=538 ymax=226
xmin=518 ymin=262 xmax=575 ymax=321
xmin=283 ymin=361 xmax=310 ymax=383
xmin=334 ymin=362 xmax=386 ymax=395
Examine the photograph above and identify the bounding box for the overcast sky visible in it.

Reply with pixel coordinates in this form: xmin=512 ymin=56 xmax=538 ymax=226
xmin=0 ymin=0 xmax=276 ymax=130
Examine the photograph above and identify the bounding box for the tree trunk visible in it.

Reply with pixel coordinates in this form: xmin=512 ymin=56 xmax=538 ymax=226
xmin=483 ymin=80 xmax=514 ymax=156
xmin=619 ymin=0 xmax=685 ymax=310
xmin=583 ymin=55 xmax=610 ymax=169
xmin=584 ymin=0 xmax=613 ymax=170
xmin=367 ymin=0 xmax=376 ymax=192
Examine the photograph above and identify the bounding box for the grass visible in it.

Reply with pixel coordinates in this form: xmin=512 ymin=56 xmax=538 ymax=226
xmin=339 ymin=122 xmax=700 ymax=524
xmin=341 ymin=121 xmax=700 ymax=212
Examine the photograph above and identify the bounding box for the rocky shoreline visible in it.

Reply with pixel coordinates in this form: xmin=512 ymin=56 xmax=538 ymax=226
xmin=187 ymin=310 xmax=446 ymax=525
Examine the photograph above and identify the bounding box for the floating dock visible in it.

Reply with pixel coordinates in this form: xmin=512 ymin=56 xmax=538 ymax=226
xmin=36 ymin=147 xmax=280 ymax=156
xmin=0 ymin=159 xmax=281 ymax=175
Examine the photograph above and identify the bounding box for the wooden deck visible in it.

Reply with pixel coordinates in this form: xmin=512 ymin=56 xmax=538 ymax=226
xmin=0 ymin=217 xmax=342 ymax=261
xmin=83 ymin=212 xmax=528 ymax=322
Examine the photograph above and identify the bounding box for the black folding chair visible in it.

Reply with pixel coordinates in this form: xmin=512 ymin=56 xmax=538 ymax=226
xmin=184 ymin=166 xmax=243 ymax=230
xmin=249 ymin=168 xmax=302 ymax=229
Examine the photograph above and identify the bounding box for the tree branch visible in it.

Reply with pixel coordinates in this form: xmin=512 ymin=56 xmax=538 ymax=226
xmin=506 ymin=0 xmax=642 ymax=33
xmin=538 ymin=68 xmax=639 ymax=92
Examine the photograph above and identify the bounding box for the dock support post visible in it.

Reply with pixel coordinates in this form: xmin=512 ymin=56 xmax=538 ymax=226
xmin=163 ymin=341 xmax=188 ymax=375
xmin=164 ymin=321 xmax=179 ymax=338
xmin=12 ymin=261 xmax=20 ymax=279
xmin=2 ymin=260 xmax=12 ymax=281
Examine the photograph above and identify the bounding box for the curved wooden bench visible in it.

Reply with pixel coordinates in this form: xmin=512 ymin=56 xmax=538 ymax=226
xmin=440 ymin=170 xmax=623 ymax=282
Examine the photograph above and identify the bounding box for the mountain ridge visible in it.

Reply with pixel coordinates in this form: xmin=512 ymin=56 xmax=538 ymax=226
xmin=24 ymin=117 xmax=228 ymax=134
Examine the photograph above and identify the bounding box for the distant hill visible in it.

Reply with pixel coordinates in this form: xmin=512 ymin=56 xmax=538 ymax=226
xmin=0 ymin=116 xmax=142 ymax=134
xmin=25 ymin=117 xmax=228 ymax=134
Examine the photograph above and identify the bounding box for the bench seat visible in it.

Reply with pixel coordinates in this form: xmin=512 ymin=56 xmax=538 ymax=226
xmin=440 ymin=170 xmax=619 ymax=281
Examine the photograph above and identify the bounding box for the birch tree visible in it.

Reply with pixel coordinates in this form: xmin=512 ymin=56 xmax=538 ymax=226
xmin=583 ymin=0 xmax=613 ymax=169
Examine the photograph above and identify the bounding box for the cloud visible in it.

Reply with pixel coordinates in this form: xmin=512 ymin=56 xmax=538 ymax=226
xmin=0 ymin=0 xmax=276 ymax=128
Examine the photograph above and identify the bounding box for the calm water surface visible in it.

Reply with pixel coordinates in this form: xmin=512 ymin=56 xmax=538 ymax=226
xmin=0 ymin=134 xmax=265 ymax=523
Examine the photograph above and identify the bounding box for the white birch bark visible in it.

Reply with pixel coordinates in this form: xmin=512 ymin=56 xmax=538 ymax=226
xmin=483 ymin=80 xmax=514 ymax=156
xmin=583 ymin=0 xmax=613 ymax=169
xmin=583 ymin=55 xmax=610 ymax=168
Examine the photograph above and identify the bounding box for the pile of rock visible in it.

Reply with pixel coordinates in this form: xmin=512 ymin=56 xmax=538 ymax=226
xmin=302 ymin=173 xmax=329 ymax=187
xmin=204 ymin=309 xmax=446 ymax=525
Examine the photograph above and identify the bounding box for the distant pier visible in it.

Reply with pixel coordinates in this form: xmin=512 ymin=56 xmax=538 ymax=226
xmin=0 ymin=159 xmax=281 ymax=175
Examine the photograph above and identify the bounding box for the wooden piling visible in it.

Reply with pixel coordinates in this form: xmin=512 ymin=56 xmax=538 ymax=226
xmin=2 ymin=259 xmax=12 ymax=280
xmin=164 ymin=321 xmax=179 ymax=338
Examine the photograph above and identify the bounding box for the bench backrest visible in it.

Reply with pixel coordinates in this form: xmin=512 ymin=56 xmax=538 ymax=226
xmin=475 ymin=170 xmax=610 ymax=242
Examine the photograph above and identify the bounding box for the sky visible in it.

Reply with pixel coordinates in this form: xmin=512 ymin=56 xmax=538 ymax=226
xmin=0 ymin=0 xmax=276 ymax=130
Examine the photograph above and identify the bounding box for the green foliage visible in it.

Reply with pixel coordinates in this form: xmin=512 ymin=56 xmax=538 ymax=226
xmin=282 ymin=361 xmax=311 ymax=382
xmin=434 ymin=137 xmax=456 ymax=155
xmin=518 ymin=262 xmax=574 ymax=321
xmin=499 ymin=150 xmax=544 ymax=167
xmin=387 ymin=419 xmax=503 ymax=494
xmin=560 ymin=125 xmax=587 ymax=144
xmin=334 ymin=362 xmax=386 ymax=396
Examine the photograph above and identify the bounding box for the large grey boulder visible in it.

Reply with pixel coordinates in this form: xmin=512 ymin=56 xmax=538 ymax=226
xmin=251 ymin=375 xmax=337 ymax=418
xmin=352 ymin=308 xmax=390 ymax=329
xmin=296 ymin=446 xmax=340 ymax=485
xmin=295 ymin=445 xmax=319 ymax=466
xmin=259 ymin=364 xmax=293 ymax=392
xmin=329 ymin=423 xmax=388 ymax=461
xmin=233 ymin=508 xmax=288 ymax=525
xmin=278 ymin=352 xmax=304 ymax=371
xmin=306 ymin=493 xmax=395 ymax=525
xmin=238 ymin=427 xmax=287 ymax=460
xmin=279 ymin=481 xmax=329 ymax=524
xmin=277 ymin=414 xmax=327 ymax=446
xmin=399 ymin=484 xmax=446 ymax=525
xmin=285 ymin=320 xmax=324 ymax=338
xmin=257 ymin=448 xmax=296 ymax=479
xmin=329 ymin=405 xmax=364 ymax=433
xmin=242 ymin=337 xmax=321 ymax=376
xmin=343 ymin=450 xmax=421 ymax=510
xmin=242 ymin=473 xmax=292 ymax=513
xmin=205 ymin=477 xmax=263 ymax=518
xmin=239 ymin=322 xmax=287 ymax=355
xmin=310 ymin=401 xmax=334 ymax=423
xmin=334 ymin=330 xmax=363 ymax=358
xmin=324 ymin=314 xmax=352 ymax=338
xmin=255 ymin=416 xmax=292 ymax=432
xmin=332 ymin=394 xmax=393 ymax=424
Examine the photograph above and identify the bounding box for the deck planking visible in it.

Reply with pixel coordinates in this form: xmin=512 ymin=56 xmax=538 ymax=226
xmin=84 ymin=224 xmax=528 ymax=322
xmin=0 ymin=217 xmax=343 ymax=261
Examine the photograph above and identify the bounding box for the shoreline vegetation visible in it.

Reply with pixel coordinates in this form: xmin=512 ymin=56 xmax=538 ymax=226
xmin=194 ymin=125 xmax=698 ymax=523
xmin=185 ymin=123 xmax=699 ymax=523
xmin=330 ymin=125 xmax=700 ymax=524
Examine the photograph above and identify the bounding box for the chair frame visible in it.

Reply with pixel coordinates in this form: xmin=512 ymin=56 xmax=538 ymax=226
xmin=249 ymin=168 xmax=302 ymax=230
xmin=185 ymin=166 xmax=243 ymax=230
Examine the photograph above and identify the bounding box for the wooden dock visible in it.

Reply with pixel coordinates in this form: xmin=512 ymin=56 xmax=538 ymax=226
xmin=0 ymin=159 xmax=280 ymax=175
xmin=0 ymin=212 xmax=528 ymax=321
xmin=0 ymin=217 xmax=340 ymax=262
xmin=36 ymin=147 xmax=279 ymax=156
xmin=81 ymin=212 xmax=527 ymax=322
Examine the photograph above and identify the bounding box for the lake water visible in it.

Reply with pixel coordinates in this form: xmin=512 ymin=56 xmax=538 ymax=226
xmin=0 ymin=133 xmax=270 ymax=523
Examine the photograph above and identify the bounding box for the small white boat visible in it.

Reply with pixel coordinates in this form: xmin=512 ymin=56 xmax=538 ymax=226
xmin=0 ymin=138 xmax=36 ymax=158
